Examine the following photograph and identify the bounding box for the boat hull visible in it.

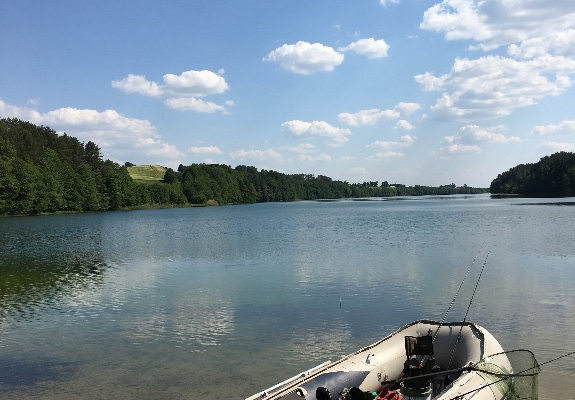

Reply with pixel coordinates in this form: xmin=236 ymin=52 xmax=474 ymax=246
xmin=246 ymin=320 xmax=513 ymax=400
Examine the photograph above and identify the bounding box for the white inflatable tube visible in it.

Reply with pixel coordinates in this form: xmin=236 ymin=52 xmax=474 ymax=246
xmin=246 ymin=320 xmax=513 ymax=400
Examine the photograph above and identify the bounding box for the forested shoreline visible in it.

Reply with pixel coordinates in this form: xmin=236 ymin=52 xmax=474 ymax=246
xmin=1 ymin=118 xmax=485 ymax=216
xmin=490 ymin=152 xmax=575 ymax=197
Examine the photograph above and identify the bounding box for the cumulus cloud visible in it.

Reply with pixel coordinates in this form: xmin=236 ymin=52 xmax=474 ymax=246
xmin=368 ymin=151 xmax=405 ymax=160
xmin=229 ymin=148 xmax=283 ymax=162
xmin=443 ymin=136 xmax=483 ymax=154
xmin=508 ymin=29 xmax=575 ymax=59
xmin=280 ymin=143 xmax=316 ymax=154
xmin=338 ymin=102 xmax=420 ymax=127
xmin=420 ymin=0 xmax=575 ymax=54
xmin=0 ymin=99 xmax=183 ymax=163
xmin=395 ymin=120 xmax=415 ymax=130
xmin=161 ymin=70 xmax=229 ymax=97
xmin=339 ymin=38 xmax=390 ymax=59
xmin=338 ymin=108 xmax=400 ymax=127
xmin=539 ymin=141 xmax=575 ymax=152
xmin=533 ymin=120 xmax=575 ymax=136
xmin=188 ymin=146 xmax=223 ymax=154
xmin=300 ymin=153 xmax=331 ymax=162
xmin=418 ymin=1 xmax=575 ymax=121
xmin=112 ymin=74 xmax=162 ymax=97
xmin=164 ymin=97 xmax=227 ymax=113
xmin=112 ymin=69 xmax=230 ymax=113
xmin=435 ymin=124 xmax=520 ymax=157
xmin=281 ymin=120 xmax=351 ymax=146
xmin=460 ymin=125 xmax=522 ymax=143
xmin=367 ymin=135 xmax=416 ymax=149
xmin=263 ymin=41 xmax=344 ymax=74
xmin=415 ymin=55 xmax=575 ymax=121
xmin=395 ymin=102 xmax=421 ymax=115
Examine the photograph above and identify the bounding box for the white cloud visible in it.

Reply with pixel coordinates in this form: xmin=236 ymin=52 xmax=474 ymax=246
xmin=395 ymin=120 xmax=415 ymax=130
xmin=395 ymin=102 xmax=421 ymax=115
xmin=162 ymin=70 xmax=229 ymax=97
xmin=443 ymin=136 xmax=483 ymax=154
xmin=533 ymin=120 xmax=575 ymax=136
xmin=338 ymin=102 xmax=419 ymax=127
xmin=539 ymin=141 xmax=575 ymax=152
xmin=111 ymin=74 xmax=162 ymax=97
xmin=415 ymin=55 xmax=575 ymax=121
xmin=112 ymin=69 xmax=230 ymax=113
xmin=436 ymin=124 xmax=520 ymax=157
xmin=263 ymin=41 xmax=344 ymax=74
xmin=339 ymin=38 xmax=390 ymax=59
xmin=188 ymin=146 xmax=224 ymax=154
xmin=508 ymin=29 xmax=575 ymax=59
xmin=281 ymin=120 xmax=351 ymax=146
xmin=165 ymin=97 xmax=227 ymax=113
xmin=280 ymin=143 xmax=316 ymax=154
xmin=420 ymin=0 xmax=575 ymax=54
xmin=300 ymin=153 xmax=331 ymax=162
xmin=229 ymin=148 xmax=283 ymax=162
xmin=0 ymin=100 xmax=183 ymax=163
xmin=368 ymin=151 xmax=405 ymax=160
xmin=380 ymin=0 xmax=400 ymax=6
xmin=338 ymin=108 xmax=400 ymax=126
xmin=418 ymin=1 xmax=575 ymax=121
xmin=367 ymin=135 xmax=416 ymax=149
xmin=460 ymin=124 xmax=522 ymax=143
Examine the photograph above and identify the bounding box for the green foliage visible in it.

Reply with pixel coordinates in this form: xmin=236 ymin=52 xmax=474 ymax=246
xmin=0 ymin=118 xmax=183 ymax=215
xmin=490 ymin=152 xmax=575 ymax=196
xmin=0 ymin=118 xmax=488 ymax=216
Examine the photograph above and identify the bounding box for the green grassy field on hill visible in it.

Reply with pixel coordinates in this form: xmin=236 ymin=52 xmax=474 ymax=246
xmin=127 ymin=165 xmax=167 ymax=183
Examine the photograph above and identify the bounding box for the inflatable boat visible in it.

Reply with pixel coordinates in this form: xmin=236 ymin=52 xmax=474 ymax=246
xmin=246 ymin=320 xmax=539 ymax=400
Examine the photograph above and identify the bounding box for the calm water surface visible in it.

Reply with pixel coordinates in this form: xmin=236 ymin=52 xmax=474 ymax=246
xmin=0 ymin=195 xmax=574 ymax=399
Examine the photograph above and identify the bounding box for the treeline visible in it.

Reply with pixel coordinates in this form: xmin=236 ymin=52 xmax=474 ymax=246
xmin=161 ymin=165 xmax=485 ymax=205
xmin=0 ymin=118 xmax=485 ymax=216
xmin=490 ymin=151 xmax=575 ymax=196
xmin=0 ymin=118 xmax=186 ymax=215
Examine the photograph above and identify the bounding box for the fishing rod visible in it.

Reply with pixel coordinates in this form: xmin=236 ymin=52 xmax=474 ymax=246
xmin=450 ymin=350 xmax=575 ymax=400
xmin=446 ymin=250 xmax=490 ymax=370
xmin=432 ymin=244 xmax=485 ymax=342
xmin=380 ymin=366 xmax=475 ymax=386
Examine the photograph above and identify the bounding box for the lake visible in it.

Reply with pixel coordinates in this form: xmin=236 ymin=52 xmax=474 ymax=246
xmin=0 ymin=195 xmax=574 ymax=399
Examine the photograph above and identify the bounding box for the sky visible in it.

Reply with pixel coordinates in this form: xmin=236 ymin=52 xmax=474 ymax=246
xmin=1 ymin=0 xmax=575 ymax=187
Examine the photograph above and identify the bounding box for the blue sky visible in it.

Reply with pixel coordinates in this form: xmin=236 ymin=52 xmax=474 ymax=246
xmin=2 ymin=0 xmax=575 ymax=187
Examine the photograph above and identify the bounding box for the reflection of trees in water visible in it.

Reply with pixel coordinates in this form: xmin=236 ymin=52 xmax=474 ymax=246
xmin=0 ymin=253 xmax=107 ymax=322
xmin=0 ymin=356 xmax=78 ymax=389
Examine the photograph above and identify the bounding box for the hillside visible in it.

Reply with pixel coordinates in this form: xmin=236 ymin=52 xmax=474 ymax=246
xmin=127 ymin=165 xmax=167 ymax=183
xmin=490 ymin=152 xmax=575 ymax=196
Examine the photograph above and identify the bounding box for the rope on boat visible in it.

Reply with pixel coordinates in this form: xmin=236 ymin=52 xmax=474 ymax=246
xmin=446 ymin=251 xmax=490 ymax=370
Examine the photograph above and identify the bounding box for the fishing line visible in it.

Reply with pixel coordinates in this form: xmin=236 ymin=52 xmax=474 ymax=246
xmin=450 ymin=351 xmax=575 ymax=400
xmin=446 ymin=250 xmax=490 ymax=370
xmin=433 ymin=243 xmax=485 ymax=342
